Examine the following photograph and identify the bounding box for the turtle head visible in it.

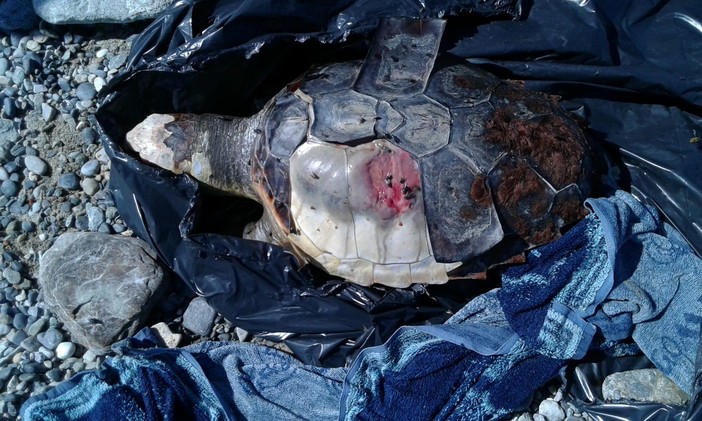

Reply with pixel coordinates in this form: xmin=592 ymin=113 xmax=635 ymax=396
xmin=126 ymin=113 xmax=261 ymax=199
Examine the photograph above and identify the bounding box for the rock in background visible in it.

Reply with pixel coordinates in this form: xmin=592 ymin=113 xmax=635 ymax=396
xmin=39 ymin=232 xmax=166 ymax=353
xmin=32 ymin=0 xmax=177 ymax=24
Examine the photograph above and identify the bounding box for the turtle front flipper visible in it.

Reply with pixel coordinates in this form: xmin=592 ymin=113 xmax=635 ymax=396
xmin=125 ymin=113 xmax=261 ymax=200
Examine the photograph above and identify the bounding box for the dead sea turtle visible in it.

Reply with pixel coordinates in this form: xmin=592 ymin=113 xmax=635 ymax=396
xmin=125 ymin=18 xmax=594 ymax=288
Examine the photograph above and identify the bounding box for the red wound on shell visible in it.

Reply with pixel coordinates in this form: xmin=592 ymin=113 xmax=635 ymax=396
xmin=366 ymin=147 xmax=421 ymax=219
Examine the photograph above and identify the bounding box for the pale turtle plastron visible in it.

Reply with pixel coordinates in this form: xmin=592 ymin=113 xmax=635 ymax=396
xmin=125 ymin=18 xmax=594 ymax=288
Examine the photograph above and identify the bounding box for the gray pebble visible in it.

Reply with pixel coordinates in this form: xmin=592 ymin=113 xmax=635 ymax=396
xmin=10 ymin=329 xmax=28 ymax=346
xmin=6 ymin=219 xmax=22 ymax=234
xmin=87 ymin=206 xmax=105 ymax=231
xmin=1 ymin=179 xmax=19 ymax=197
xmin=75 ymin=215 xmax=89 ymax=230
xmin=82 ymin=178 xmax=100 ymax=196
xmin=0 ymin=58 xmax=8 ymax=74
xmin=21 ymin=221 xmax=35 ymax=233
xmin=26 ymin=318 xmax=46 ymax=336
xmin=41 ymin=103 xmax=57 ymax=122
xmin=80 ymin=159 xmax=100 ymax=176
xmin=12 ymin=313 xmax=27 ymax=330
xmin=72 ymin=361 xmax=85 ymax=372
xmin=11 ymin=67 xmax=25 ymax=86
xmin=37 ymin=328 xmax=63 ymax=350
xmin=21 ymin=361 xmax=46 ymax=374
xmin=82 ymin=349 xmax=97 ymax=363
xmin=0 ymin=366 xmax=14 ymax=383
xmin=10 ymin=144 xmax=25 ymax=157
xmin=97 ymin=222 xmax=111 ymax=233
xmin=57 ymin=77 xmax=71 ymax=92
xmin=2 ymin=97 xmax=16 ymax=118
xmin=58 ymin=173 xmax=80 ymax=190
xmin=20 ymin=336 xmax=41 ymax=352
xmin=235 ymin=327 xmax=250 ymax=342
xmin=0 ymin=324 xmax=10 ymax=335
xmin=46 ymin=368 xmax=61 ymax=382
xmin=25 ymin=40 xmax=40 ymax=52
xmin=109 ymin=54 xmax=127 ymax=70
xmin=182 ymin=297 xmax=217 ymax=336
xmin=0 ymin=167 xmax=9 ymax=181
xmin=76 ymin=82 xmax=96 ymax=101
xmin=3 ymin=268 xmax=21 ymax=285
xmin=5 ymin=403 xmax=16 ymax=418
xmin=82 ymin=127 xmax=97 ymax=145
xmin=24 ymin=155 xmax=48 ymax=175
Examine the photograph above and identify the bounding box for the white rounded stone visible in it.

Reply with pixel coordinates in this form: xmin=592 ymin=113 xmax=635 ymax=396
xmin=55 ymin=341 xmax=76 ymax=360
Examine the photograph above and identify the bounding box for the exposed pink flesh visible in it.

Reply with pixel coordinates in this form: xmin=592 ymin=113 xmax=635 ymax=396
xmin=365 ymin=148 xmax=421 ymax=219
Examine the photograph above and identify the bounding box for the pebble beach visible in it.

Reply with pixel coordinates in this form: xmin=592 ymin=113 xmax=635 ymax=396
xmin=0 ymin=24 xmax=141 ymax=417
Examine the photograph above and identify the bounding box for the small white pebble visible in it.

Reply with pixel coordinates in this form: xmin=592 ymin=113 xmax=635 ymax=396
xmin=94 ymin=76 xmax=106 ymax=92
xmin=56 ymin=341 xmax=76 ymax=360
xmin=538 ymin=399 xmax=565 ymax=421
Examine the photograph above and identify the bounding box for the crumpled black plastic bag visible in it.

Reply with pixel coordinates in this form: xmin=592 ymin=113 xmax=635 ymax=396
xmin=95 ymin=0 xmax=702 ymax=388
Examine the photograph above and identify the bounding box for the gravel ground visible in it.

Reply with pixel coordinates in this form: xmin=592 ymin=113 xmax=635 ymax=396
xmin=0 ymin=22 xmax=595 ymax=420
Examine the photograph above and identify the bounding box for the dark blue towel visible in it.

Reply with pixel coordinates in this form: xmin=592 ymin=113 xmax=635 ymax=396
xmin=20 ymin=331 xmax=229 ymax=420
xmin=341 ymin=290 xmax=564 ymax=420
xmin=499 ymin=190 xmax=702 ymax=394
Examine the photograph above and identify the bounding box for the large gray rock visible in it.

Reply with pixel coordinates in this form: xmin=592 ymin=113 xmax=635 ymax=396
xmin=602 ymin=368 xmax=689 ymax=406
xmin=0 ymin=0 xmax=40 ymax=32
xmin=39 ymin=232 xmax=166 ymax=354
xmin=32 ymin=0 xmax=176 ymax=24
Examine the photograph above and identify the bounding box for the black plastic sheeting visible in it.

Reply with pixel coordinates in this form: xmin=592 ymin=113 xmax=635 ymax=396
xmin=93 ymin=0 xmax=702 ymax=418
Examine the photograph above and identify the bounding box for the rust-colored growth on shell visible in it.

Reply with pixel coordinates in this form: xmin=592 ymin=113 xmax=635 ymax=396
xmin=552 ymin=192 xmax=591 ymax=228
xmin=469 ymin=175 xmax=492 ymax=207
xmin=453 ymin=75 xmax=486 ymax=91
xmin=485 ymin=105 xmax=585 ymax=189
xmin=495 ymin=160 xmax=556 ymax=245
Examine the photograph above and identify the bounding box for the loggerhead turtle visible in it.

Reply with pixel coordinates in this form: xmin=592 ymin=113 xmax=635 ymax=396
xmin=125 ymin=18 xmax=595 ymax=288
